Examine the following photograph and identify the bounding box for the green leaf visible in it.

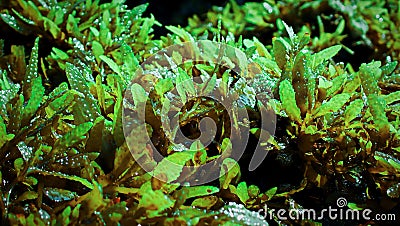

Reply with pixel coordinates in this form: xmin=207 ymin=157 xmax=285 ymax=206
xmin=374 ymin=151 xmax=400 ymax=173
xmin=65 ymin=63 xmax=100 ymax=123
xmin=17 ymin=142 xmax=32 ymax=161
xmin=384 ymin=91 xmax=400 ymax=105
xmin=95 ymin=75 xmax=106 ymax=111
xmin=292 ymin=51 xmax=308 ymax=115
xmin=359 ymin=61 xmax=382 ymax=95
xmin=23 ymin=37 xmax=39 ymax=96
xmin=43 ymin=188 xmax=77 ymax=202
xmin=176 ymin=68 xmax=196 ymax=103
xmin=92 ymin=41 xmax=104 ymax=59
xmin=248 ymin=185 xmax=260 ymax=198
xmin=191 ymin=196 xmax=219 ymax=209
xmin=51 ymin=47 xmax=69 ymax=60
xmin=89 ymin=27 xmax=99 ymax=37
xmin=14 ymin=157 xmax=24 ymax=173
xmin=201 ymin=74 xmax=217 ymax=95
xmin=0 ymin=13 xmax=31 ymax=34
xmin=66 ymin=14 xmax=80 ymax=37
xmin=113 ymin=82 xmax=124 ymax=146
xmin=192 ymin=147 xmax=207 ymax=167
xmin=16 ymin=191 xmax=38 ymax=202
xmin=312 ymin=45 xmax=342 ymax=68
xmin=22 ymin=76 xmax=44 ymax=123
xmin=344 ymin=99 xmax=364 ymax=125
xmin=279 ymin=79 xmax=302 ymax=123
xmin=305 ymin=125 xmax=319 ymax=135
xmin=153 ymin=151 xmax=196 ymax=183
xmin=281 ymin=20 xmax=295 ymax=42
xmin=185 ymin=186 xmax=219 ymax=199
xmin=253 ymin=37 xmax=271 ymax=58
xmin=45 ymin=89 xmax=77 ymax=118
xmin=313 ymin=93 xmax=351 ymax=118
xmin=220 ymin=158 xmax=241 ymax=189
xmin=0 ymin=115 xmax=14 ymax=148
xmin=43 ymin=18 xmax=62 ymax=39
xmin=381 ymin=61 xmax=398 ymax=76
xmin=155 ymin=78 xmax=174 ymax=96
xmin=138 ymin=189 xmax=174 ymax=216
xmin=166 ymin=25 xmax=194 ymax=42
xmin=100 ymin=55 xmax=121 ymax=75
xmin=59 ymin=206 xmax=71 ymax=224
xmin=326 ymin=73 xmax=346 ymax=97
xmin=131 ymin=83 xmax=147 ymax=105
xmin=236 ymin=181 xmax=249 ymax=204
xmin=82 ymin=181 xmax=105 ymax=213
xmin=343 ymin=74 xmax=361 ymax=93
xmin=273 ymin=37 xmax=289 ymax=70
xmin=265 ymin=186 xmax=277 ymax=200
xmin=367 ymin=94 xmax=390 ymax=138
xmin=53 ymin=122 xmax=93 ymax=153
xmin=28 ymin=168 xmax=94 ymax=190
xmin=71 ymin=204 xmax=81 ymax=220
xmin=347 ymin=203 xmax=363 ymax=210
xmin=120 ymin=43 xmax=139 ymax=77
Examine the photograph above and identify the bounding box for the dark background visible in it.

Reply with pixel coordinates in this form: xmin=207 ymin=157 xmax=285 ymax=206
xmin=131 ymin=0 xmax=252 ymax=36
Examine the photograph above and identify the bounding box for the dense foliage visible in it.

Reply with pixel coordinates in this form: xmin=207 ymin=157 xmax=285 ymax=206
xmin=0 ymin=0 xmax=399 ymax=225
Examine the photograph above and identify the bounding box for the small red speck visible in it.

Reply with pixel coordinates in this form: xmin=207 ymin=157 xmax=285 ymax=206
xmin=113 ymin=197 xmax=121 ymax=203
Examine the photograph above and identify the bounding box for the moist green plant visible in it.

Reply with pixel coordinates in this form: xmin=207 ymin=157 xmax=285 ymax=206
xmin=0 ymin=0 xmax=399 ymax=225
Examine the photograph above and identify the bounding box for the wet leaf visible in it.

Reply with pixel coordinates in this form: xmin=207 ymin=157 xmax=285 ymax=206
xmin=22 ymin=76 xmax=44 ymax=124
xmin=344 ymin=99 xmax=364 ymax=125
xmin=139 ymin=189 xmax=174 ymax=216
xmin=313 ymin=93 xmax=351 ymax=118
xmin=176 ymin=68 xmax=196 ymax=103
xmin=374 ymin=151 xmax=400 ymax=173
xmin=387 ymin=183 xmax=400 ymax=198
xmin=28 ymin=168 xmax=94 ymax=190
xmin=153 ymin=151 xmax=195 ymax=183
xmin=381 ymin=61 xmax=398 ymax=77
xmin=279 ymin=79 xmax=301 ymax=123
xmin=65 ymin=63 xmax=100 ymax=123
xmin=43 ymin=188 xmax=77 ymax=202
xmin=312 ymin=45 xmax=342 ymax=67
xmin=367 ymin=94 xmax=390 ymax=139
xmin=273 ymin=37 xmax=289 ymax=70
xmin=23 ymin=37 xmax=39 ymax=97
xmin=53 ymin=122 xmax=93 ymax=153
